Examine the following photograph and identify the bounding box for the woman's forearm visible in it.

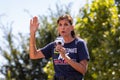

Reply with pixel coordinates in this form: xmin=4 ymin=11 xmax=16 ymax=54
xmin=29 ymin=33 xmax=37 ymax=58
xmin=64 ymin=55 xmax=88 ymax=75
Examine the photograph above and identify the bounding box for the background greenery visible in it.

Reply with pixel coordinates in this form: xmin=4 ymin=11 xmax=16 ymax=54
xmin=0 ymin=0 xmax=120 ymax=80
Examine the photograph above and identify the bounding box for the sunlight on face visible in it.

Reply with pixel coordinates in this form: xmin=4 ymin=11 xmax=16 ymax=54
xmin=58 ymin=19 xmax=73 ymax=37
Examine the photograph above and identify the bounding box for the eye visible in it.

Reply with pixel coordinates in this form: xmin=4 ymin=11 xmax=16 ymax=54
xmin=64 ymin=23 xmax=69 ymax=26
xmin=58 ymin=23 xmax=62 ymax=26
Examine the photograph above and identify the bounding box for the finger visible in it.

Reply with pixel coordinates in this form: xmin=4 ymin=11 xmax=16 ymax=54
xmin=55 ymin=46 xmax=60 ymax=51
xmin=37 ymin=23 xmax=40 ymax=28
xmin=57 ymin=47 xmax=63 ymax=52
xmin=55 ymin=47 xmax=61 ymax=52
xmin=33 ymin=16 xmax=38 ymax=24
xmin=60 ymin=48 xmax=65 ymax=53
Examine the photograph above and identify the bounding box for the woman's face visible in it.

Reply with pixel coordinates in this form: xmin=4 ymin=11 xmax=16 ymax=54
xmin=57 ymin=19 xmax=73 ymax=37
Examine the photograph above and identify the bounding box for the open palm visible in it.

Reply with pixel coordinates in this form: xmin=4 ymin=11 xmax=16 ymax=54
xmin=30 ymin=16 xmax=39 ymax=33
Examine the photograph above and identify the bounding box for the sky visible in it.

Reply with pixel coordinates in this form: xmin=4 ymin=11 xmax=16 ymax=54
xmin=0 ymin=0 xmax=91 ymax=78
xmin=0 ymin=0 xmax=90 ymax=35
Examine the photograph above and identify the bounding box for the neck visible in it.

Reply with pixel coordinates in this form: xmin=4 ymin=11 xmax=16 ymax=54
xmin=63 ymin=36 xmax=75 ymax=43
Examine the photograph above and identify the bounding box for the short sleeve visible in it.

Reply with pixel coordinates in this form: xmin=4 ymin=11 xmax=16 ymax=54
xmin=77 ymin=40 xmax=90 ymax=61
xmin=40 ymin=42 xmax=54 ymax=59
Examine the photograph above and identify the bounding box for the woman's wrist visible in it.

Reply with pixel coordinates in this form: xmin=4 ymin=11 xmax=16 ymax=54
xmin=30 ymin=32 xmax=36 ymax=36
xmin=64 ymin=55 xmax=71 ymax=61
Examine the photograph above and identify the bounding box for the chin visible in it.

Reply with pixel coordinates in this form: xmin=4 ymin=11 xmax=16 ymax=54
xmin=61 ymin=35 xmax=67 ymax=37
xmin=60 ymin=34 xmax=65 ymax=36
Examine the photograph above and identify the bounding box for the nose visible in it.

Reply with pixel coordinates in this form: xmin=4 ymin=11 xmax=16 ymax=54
xmin=61 ymin=25 xmax=65 ymax=29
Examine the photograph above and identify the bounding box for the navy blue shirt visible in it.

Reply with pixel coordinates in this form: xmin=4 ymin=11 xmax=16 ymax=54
xmin=41 ymin=38 xmax=90 ymax=79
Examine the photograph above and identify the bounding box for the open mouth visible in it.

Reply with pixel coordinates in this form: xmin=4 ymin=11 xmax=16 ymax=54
xmin=61 ymin=31 xmax=65 ymax=33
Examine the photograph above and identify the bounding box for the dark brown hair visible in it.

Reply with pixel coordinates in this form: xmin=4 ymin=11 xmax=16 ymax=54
xmin=57 ymin=14 xmax=73 ymax=25
xmin=57 ymin=14 xmax=75 ymax=38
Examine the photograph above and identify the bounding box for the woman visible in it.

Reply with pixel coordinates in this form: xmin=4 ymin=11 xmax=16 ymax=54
xmin=29 ymin=14 xmax=90 ymax=80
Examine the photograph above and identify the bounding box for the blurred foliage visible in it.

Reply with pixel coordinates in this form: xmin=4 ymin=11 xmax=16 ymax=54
xmin=0 ymin=0 xmax=120 ymax=80
xmin=75 ymin=0 xmax=120 ymax=80
xmin=115 ymin=0 xmax=120 ymax=14
xmin=0 ymin=24 xmax=48 ymax=80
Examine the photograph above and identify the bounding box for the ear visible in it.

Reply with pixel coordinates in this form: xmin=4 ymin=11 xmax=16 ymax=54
xmin=70 ymin=25 xmax=74 ymax=31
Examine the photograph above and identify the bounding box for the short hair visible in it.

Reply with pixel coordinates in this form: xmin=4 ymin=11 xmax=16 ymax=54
xmin=57 ymin=14 xmax=73 ymax=25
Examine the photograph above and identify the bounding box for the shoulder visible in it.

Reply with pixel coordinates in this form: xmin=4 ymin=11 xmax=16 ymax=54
xmin=75 ymin=37 xmax=86 ymax=44
xmin=43 ymin=41 xmax=55 ymax=49
xmin=47 ymin=41 xmax=55 ymax=46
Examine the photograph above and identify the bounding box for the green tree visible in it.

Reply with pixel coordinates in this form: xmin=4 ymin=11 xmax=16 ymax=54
xmin=75 ymin=0 xmax=120 ymax=79
xmin=0 ymin=19 xmax=48 ymax=80
xmin=115 ymin=0 xmax=120 ymax=14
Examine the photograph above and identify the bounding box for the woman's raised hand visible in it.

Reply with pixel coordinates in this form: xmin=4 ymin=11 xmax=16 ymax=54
xmin=30 ymin=16 xmax=39 ymax=34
